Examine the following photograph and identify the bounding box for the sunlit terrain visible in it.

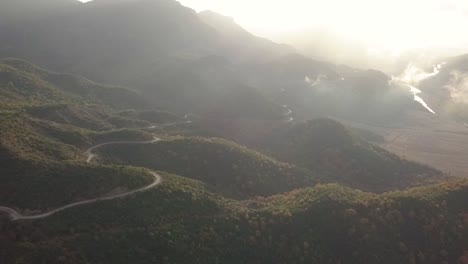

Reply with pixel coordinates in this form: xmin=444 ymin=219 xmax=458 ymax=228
xmin=1 ymin=0 xmax=468 ymax=263
xmin=178 ymin=0 xmax=468 ymax=71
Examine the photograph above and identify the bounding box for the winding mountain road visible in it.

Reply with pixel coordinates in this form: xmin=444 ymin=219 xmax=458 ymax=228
xmin=0 ymin=136 xmax=163 ymax=221
xmin=86 ymin=137 xmax=161 ymax=163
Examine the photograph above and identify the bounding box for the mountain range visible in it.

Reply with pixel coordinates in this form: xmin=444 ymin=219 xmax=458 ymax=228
xmin=0 ymin=0 xmax=420 ymax=122
xmin=1 ymin=0 xmax=468 ymax=263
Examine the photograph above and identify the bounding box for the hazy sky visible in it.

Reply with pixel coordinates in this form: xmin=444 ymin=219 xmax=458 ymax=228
xmin=77 ymin=0 xmax=468 ymax=60
xmin=176 ymin=0 xmax=468 ymax=56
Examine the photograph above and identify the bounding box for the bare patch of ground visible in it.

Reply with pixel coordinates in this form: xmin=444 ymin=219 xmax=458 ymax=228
xmin=340 ymin=113 xmax=468 ymax=178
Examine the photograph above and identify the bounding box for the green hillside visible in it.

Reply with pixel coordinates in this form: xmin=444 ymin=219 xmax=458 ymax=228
xmin=0 ymin=113 xmax=83 ymax=161
xmin=0 ymin=60 xmax=159 ymax=213
xmin=0 ymin=58 xmax=466 ymax=264
xmin=261 ymin=119 xmax=447 ymax=192
xmin=0 ymin=58 xmax=163 ymax=152
xmin=95 ymin=136 xmax=319 ymax=198
xmin=0 ymin=0 xmax=287 ymax=120
xmin=117 ymin=109 xmax=185 ymax=124
xmin=0 ymin=59 xmax=147 ymax=111
xmin=2 ymin=174 xmax=466 ymax=264
xmin=0 ymin=160 xmax=153 ymax=210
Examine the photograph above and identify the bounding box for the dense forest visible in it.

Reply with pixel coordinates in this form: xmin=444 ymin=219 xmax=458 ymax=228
xmin=0 ymin=57 xmax=466 ymax=264
xmin=1 ymin=174 xmax=467 ymax=264
xmin=1 ymin=0 xmax=468 ymax=263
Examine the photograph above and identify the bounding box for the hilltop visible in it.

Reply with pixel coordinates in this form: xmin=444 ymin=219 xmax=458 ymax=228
xmin=0 ymin=1 xmax=467 ymax=262
xmin=94 ymin=136 xmax=319 ymax=198
xmin=0 ymin=0 xmax=424 ymax=124
xmin=2 ymin=173 xmax=467 ymax=264
xmin=0 ymin=59 xmax=171 ymax=212
xmin=260 ymin=119 xmax=448 ymax=192
xmin=0 ymin=58 xmax=147 ymax=111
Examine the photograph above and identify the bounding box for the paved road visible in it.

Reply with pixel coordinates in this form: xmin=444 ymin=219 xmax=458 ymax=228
xmin=86 ymin=137 xmax=160 ymax=163
xmin=0 ymin=137 xmax=163 ymax=221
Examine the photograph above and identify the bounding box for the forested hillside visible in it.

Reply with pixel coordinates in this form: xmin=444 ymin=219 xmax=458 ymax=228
xmin=0 ymin=0 xmax=467 ymax=263
xmin=0 ymin=59 xmax=161 ymax=213
xmin=0 ymin=57 xmax=466 ymax=264
xmin=95 ymin=136 xmax=320 ymax=198
xmin=260 ymin=119 xmax=447 ymax=192
xmin=2 ymin=173 xmax=467 ymax=264
xmin=0 ymin=0 xmax=423 ymax=124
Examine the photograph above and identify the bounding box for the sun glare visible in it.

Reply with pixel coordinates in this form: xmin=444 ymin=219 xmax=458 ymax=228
xmin=179 ymin=0 xmax=468 ymax=54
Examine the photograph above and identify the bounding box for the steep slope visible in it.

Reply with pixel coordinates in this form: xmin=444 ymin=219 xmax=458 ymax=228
xmin=0 ymin=112 xmax=157 ymax=213
xmin=0 ymin=159 xmax=153 ymax=210
xmin=198 ymin=10 xmax=295 ymax=62
xmin=95 ymin=137 xmax=319 ymax=198
xmin=0 ymin=0 xmax=420 ymax=125
xmin=3 ymin=175 xmax=467 ymax=264
xmin=0 ymin=59 xmax=465 ymax=264
xmin=0 ymin=0 xmax=217 ymax=81
xmin=0 ymin=60 xmax=160 ymax=212
xmin=0 ymin=0 xmax=290 ymax=120
xmin=0 ymin=58 xmax=296 ymax=212
xmin=238 ymin=53 xmax=417 ymax=124
xmin=0 ymin=58 xmax=154 ymax=132
xmin=117 ymin=109 xmax=185 ymax=124
xmin=0 ymin=58 xmax=147 ymax=111
xmin=134 ymin=55 xmax=284 ymax=118
xmin=260 ymin=119 xmax=447 ymax=192
xmin=0 ymin=113 xmax=83 ymax=161
xmin=0 ymin=0 xmax=80 ymax=23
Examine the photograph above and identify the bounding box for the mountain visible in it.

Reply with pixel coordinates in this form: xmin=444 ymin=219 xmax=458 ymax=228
xmin=0 ymin=58 xmax=147 ymax=109
xmin=131 ymin=56 xmax=284 ymax=118
xmin=95 ymin=136 xmax=320 ymax=198
xmin=3 ymin=173 xmax=467 ymax=264
xmin=0 ymin=59 xmax=164 ymax=213
xmin=0 ymin=0 xmax=79 ymax=22
xmin=198 ymin=10 xmax=295 ymax=62
xmin=0 ymin=57 xmax=465 ymax=264
xmin=0 ymin=0 xmax=290 ymax=120
xmin=259 ymin=119 xmax=448 ymax=192
xmin=0 ymin=0 xmax=218 ymax=82
xmin=1 ymin=159 xmax=153 ymax=210
xmin=0 ymin=0 xmax=420 ymax=125
xmin=237 ymin=53 xmax=418 ymax=124
xmin=1 ymin=1 xmax=467 ymax=262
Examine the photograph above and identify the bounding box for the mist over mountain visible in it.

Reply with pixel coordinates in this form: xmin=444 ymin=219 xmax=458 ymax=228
xmin=411 ymin=54 xmax=468 ymax=122
xmin=1 ymin=1 xmax=468 ymax=263
xmin=0 ymin=0 xmax=439 ymax=124
xmin=198 ymin=10 xmax=295 ymax=62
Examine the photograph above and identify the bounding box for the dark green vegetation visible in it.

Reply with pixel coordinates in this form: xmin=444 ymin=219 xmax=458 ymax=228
xmin=260 ymin=119 xmax=447 ymax=192
xmin=0 ymin=58 xmax=147 ymax=112
xmin=117 ymin=109 xmax=184 ymax=124
xmin=0 ymin=59 xmax=164 ymax=211
xmin=1 ymin=0 xmax=467 ymax=263
xmin=0 ymin=59 xmax=156 ymax=158
xmin=95 ymin=136 xmax=319 ymax=198
xmin=2 ymin=174 xmax=467 ymax=264
xmin=1 ymin=58 xmax=465 ymax=264
xmin=1 ymin=160 xmax=153 ymax=210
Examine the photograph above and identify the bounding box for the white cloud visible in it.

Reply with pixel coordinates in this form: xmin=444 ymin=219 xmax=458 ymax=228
xmin=445 ymin=71 xmax=468 ymax=104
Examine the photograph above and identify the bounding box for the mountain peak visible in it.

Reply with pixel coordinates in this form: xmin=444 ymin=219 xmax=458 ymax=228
xmin=199 ymin=10 xmax=235 ymax=23
xmin=198 ymin=9 xmax=247 ymax=36
xmin=198 ymin=9 xmax=295 ymax=60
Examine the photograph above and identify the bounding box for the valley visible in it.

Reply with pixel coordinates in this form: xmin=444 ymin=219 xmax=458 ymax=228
xmin=0 ymin=0 xmax=468 ymax=264
xmin=340 ymin=113 xmax=468 ymax=178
